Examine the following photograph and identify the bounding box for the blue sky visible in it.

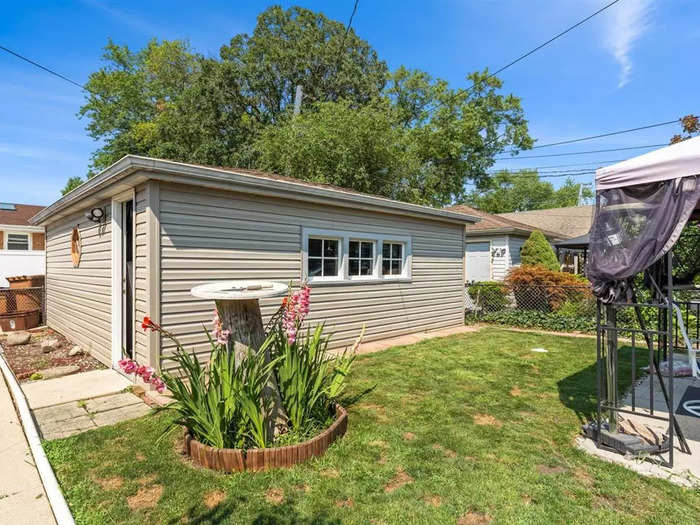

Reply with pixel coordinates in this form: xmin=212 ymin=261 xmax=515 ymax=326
xmin=1 ymin=0 xmax=698 ymax=206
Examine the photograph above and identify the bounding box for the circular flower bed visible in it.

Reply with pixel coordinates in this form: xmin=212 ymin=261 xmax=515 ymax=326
xmin=184 ymin=405 xmax=348 ymax=472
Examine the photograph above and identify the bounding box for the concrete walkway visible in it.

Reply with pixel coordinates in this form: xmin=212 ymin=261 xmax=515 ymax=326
xmin=23 ymin=368 xmax=132 ymax=409
xmin=0 ymin=373 xmax=56 ymax=524
xmin=351 ymin=324 xmax=479 ymax=356
xmin=22 ymin=368 xmax=152 ymax=440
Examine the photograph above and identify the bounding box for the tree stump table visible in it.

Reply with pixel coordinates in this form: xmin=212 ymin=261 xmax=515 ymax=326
xmin=190 ymin=280 xmax=289 ymax=435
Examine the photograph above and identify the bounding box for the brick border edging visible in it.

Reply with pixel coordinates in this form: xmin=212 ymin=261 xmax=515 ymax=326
xmin=184 ymin=405 xmax=348 ymax=472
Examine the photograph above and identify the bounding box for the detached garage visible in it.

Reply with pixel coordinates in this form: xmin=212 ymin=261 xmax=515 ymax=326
xmin=30 ymin=156 xmax=478 ymax=374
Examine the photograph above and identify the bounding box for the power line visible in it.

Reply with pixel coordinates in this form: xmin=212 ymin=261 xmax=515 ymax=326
xmin=427 ymin=0 xmax=623 ymax=113
xmin=344 ymin=0 xmax=359 ymax=36
xmin=495 ymin=143 xmax=667 ymax=160
xmin=525 ymin=119 xmax=680 ymax=149
xmin=490 ymin=159 xmax=627 ymax=170
xmin=0 ymin=44 xmax=86 ymax=90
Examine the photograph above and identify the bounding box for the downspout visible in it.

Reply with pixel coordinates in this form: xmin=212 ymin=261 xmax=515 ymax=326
xmin=0 ymin=347 xmax=75 ymax=525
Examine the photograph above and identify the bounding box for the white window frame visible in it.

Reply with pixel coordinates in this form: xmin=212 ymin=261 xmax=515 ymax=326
xmin=306 ymin=235 xmax=343 ymax=282
xmin=302 ymin=228 xmax=412 ymax=284
xmin=4 ymin=231 xmax=31 ymax=251
xmin=381 ymin=240 xmax=409 ymax=278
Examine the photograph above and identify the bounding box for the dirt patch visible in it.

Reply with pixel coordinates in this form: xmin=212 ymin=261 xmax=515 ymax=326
xmin=355 ymin=403 xmax=389 ymax=423
xmin=1 ymin=327 xmax=104 ymax=381
xmin=369 ymin=439 xmax=387 ymax=448
xmin=403 ymin=432 xmax=416 ymax=441
xmin=384 ymin=467 xmax=413 ymax=493
xmin=203 ymin=490 xmax=227 ymax=509
xmin=265 ymin=488 xmax=284 ymax=505
xmin=573 ymin=469 xmax=594 ymax=487
xmin=521 ymin=494 xmax=533 ymax=505
xmin=535 ymin=464 xmax=568 ymax=475
xmin=457 ymin=511 xmax=491 ymax=525
xmin=294 ymin=483 xmax=311 ymax=493
xmin=96 ymin=477 xmax=123 ymax=490
xmin=335 ymin=498 xmax=354 ymax=508
xmin=137 ymin=474 xmax=157 ymax=485
xmin=432 ymin=443 xmax=457 ymax=458
xmin=127 ymin=485 xmax=163 ymax=511
xmin=320 ymin=468 xmax=340 ymax=479
xmin=473 ymin=414 xmax=502 ymax=428
xmin=135 ymin=453 xmax=146 ymax=462
xmin=423 ymin=495 xmax=442 ymax=507
xmin=509 ymin=386 xmax=522 ymax=397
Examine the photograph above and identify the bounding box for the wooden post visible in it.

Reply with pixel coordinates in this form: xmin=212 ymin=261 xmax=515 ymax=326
xmin=215 ymin=298 xmax=288 ymax=436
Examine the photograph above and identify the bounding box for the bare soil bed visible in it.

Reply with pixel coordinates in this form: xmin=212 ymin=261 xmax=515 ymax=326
xmin=1 ymin=327 xmax=104 ymax=381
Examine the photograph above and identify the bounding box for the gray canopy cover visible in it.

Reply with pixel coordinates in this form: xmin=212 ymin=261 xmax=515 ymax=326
xmin=588 ymin=138 xmax=700 ymax=301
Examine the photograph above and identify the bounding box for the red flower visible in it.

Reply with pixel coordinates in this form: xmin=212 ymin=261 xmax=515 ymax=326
xmin=141 ymin=316 xmax=156 ymax=331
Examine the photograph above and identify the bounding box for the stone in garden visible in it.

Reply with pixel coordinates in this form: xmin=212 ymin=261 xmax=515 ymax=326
xmin=42 ymin=339 xmax=59 ymax=353
xmin=68 ymin=346 xmax=84 ymax=356
xmin=6 ymin=331 xmax=31 ymax=346
xmin=41 ymin=365 xmax=80 ymax=379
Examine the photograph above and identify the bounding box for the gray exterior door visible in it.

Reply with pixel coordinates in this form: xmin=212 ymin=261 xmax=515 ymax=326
xmin=466 ymin=242 xmax=491 ymax=282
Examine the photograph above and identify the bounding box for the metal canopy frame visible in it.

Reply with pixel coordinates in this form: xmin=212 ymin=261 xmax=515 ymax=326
xmin=594 ymin=249 xmax=698 ymax=467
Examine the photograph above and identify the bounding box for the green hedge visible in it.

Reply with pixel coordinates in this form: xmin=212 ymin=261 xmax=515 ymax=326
xmin=476 ymin=309 xmax=596 ymax=333
xmin=467 ymin=281 xmax=509 ymax=311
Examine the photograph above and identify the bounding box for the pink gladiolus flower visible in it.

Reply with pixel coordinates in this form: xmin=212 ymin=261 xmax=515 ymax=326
xmin=280 ymin=285 xmax=312 ymax=344
xmin=120 ymin=359 xmax=138 ymax=374
xmin=212 ymin=309 xmax=231 ymax=345
xmin=150 ymin=376 xmax=165 ymax=393
xmin=140 ymin=366 xmax=155 ymax=382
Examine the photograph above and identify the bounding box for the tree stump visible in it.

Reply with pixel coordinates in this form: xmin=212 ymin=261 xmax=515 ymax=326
xmin=215 ymin=297 xmax=288 ymax=436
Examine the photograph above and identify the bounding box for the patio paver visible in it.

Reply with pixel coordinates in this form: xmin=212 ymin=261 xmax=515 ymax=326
xmin=22 ymin=368 xmax=132 ymax=409
xmin=34 ymin=392 xmax=151 ymax=440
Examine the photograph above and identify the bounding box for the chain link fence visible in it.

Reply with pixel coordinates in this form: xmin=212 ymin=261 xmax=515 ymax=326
xmin=0 ymin=287 xmax=45 ymax=331
xmin=465 ymin=282 xmax=597 ymax=333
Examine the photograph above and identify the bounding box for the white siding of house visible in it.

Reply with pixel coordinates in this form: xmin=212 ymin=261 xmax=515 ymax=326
xmin=45 ymin=203 xmax=112 ymax=365
xmin=156 ymin=182 xmax=465 ymax=371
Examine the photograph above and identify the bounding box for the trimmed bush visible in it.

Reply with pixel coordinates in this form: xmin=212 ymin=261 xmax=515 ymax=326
xmin=520 ymin=230 xmax=559 ymax=271
xmin=467 ymin=281 xmax=509 ymax=312
xmin=505 ymin=265 xmax=590 ymax=311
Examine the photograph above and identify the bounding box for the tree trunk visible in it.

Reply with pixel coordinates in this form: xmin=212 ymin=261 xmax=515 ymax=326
xmin=215 ymin=298 xmax=288 ymax=437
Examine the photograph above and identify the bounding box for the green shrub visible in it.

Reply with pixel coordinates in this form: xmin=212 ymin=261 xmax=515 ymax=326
xmin=467 ymin=281 xmax=509 ymax=312
xmin=520 ymin=230 xmax=559 ymax=271
xmin=506 ymin=265 xmax=590 ymax=311
xmin=481 ymin=309 xmax=596 ymax=333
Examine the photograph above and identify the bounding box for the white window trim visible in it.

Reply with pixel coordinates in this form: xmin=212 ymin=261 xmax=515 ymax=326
xmin=302 ymin=228 xmax=412 ymax=285
xmin=3 ymin=231 xmax=31 ymax=251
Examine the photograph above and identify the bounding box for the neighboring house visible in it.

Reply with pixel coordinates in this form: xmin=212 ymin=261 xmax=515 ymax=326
xmin=445 ymin=204 xmax=561 ymax=282
xmin=498 ymin=206 xmax=594 ymax=275
xmin=0 ymin=202 xmax=46 ymax=287
xmin=497 ymin=205 xmax=594 ymax=239
xmin=30 ymin=156 xmax=478 ymax=374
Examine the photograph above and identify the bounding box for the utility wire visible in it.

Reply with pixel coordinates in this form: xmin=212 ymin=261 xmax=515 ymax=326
xmin=524 ymin=119 xmax=681 ymax=149
xmin=490 ymin=159 xmax=627 ymax=170
xmin=427 ymin=0 xmax=623 ymax=113
xmin=495 ymin=144 xmax=666 ymax=160
xmin=0 ymin=44 xmax=86 ymax=90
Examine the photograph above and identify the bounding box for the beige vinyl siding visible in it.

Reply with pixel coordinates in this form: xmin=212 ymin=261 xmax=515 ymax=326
xmin=157 ymin=183 xmax=464 ymax=370
xmin=133 ymin=186 xmax=149 ymax=365
xmin=45 ymin=202 xmax=112 ymax=365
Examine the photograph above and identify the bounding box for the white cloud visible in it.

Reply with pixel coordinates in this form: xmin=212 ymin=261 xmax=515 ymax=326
xmin=602 ymin=0 xmax=654 ymax=88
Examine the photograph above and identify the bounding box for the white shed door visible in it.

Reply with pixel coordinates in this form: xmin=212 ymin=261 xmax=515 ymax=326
xmin=466 ymin=242 xmax=491 ymax=282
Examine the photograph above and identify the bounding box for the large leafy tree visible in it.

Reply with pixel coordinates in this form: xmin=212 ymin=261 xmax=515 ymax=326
xmin=256 ymin=68 xmax=532 ymax=206
xmin=68 ymin=5 xmax=533 ymax=206
xmin=463 ymin=170 xmax=593 ymax=213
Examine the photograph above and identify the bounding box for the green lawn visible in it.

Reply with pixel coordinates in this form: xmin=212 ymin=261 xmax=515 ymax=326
xmin=44 ymin=328 xmax=700 ymax=524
